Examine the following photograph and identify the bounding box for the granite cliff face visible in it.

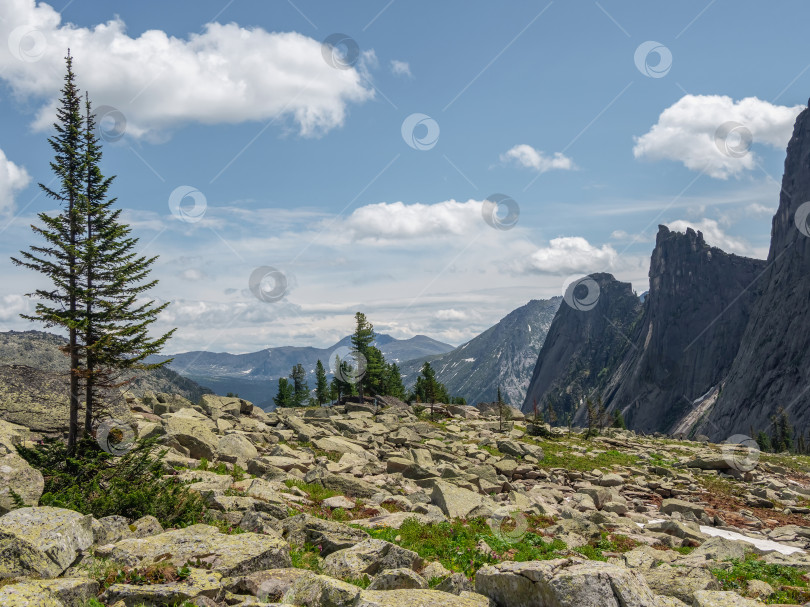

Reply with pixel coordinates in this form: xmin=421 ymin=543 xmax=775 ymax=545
xmin=607 ymin=227 xmax=765 ymax=434
xmin=699 ymin=103 xmax=810 ymax=439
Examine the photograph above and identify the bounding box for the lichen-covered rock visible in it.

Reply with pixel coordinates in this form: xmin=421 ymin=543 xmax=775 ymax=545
xmin=165 ymin=409 xmax=219 ymax=460
xmin=323 ymin=539 xmax=422 ymax=580
xmin=224 ymin=567 xmax=311 ymax=602
xmin=367 ymin=568 xmax=428 ymax=590
xmin=356 ymin=589 xmax=490 ymax=606
xmin=199 ymin=394 xmax=243 ymax=419
xmin=91 ymin=515 xmax=133 ymax=546
xmin=641 ymin=564 xmax=721 ymax=603
xmin=281 ymin=572 xmax=361 ymax=606
xmin=475 ymin=558 xmax=669 ymax=607
xmin=431 ymin=480 xmax=495 ymax=519
xmin=98 ymin=524 xmax=290 ymax=576
xmin=130 ymin=515 xmax=163 ymax=539
xmin=0 ymin=581 xmax=66 ymax=606
xmin=0 ymin=507 xmax=94 ymax=579
xmin=691 ymin=590 xmax=765 ymax=606
xmin=101 ymin=567 xmax=222 ymax=606
xmin=281 ymin=513 xmax=369 ymax=556
xmin=8 ymin=577 xmax=98 ymax=607
xmin=217 ymin=433 xmax=259 ymax=466
xmin=0 ymin=452 xmax=44 ymax=514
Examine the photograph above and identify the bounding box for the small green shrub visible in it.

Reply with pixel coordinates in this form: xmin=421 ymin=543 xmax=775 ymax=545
xmin=17 ymin=437 xmax=206 ymax=528
xmin=712 ymin=553 xmax=809 ymax=604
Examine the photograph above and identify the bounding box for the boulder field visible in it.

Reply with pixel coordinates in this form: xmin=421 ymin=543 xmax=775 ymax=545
xmin=2 ymin=393 xmax=810 ymax=606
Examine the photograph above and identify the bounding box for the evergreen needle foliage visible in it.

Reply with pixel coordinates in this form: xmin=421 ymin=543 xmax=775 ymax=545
xmin=16 ymin=438 xmax=205 ymax=527
xmin=11 ymin=52 xmax=174 ymax=451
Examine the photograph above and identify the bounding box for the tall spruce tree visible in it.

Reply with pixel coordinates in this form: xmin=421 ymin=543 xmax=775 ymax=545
xmin=12 ymin=52 xmax=84 ymax=453
xmin=79 ymin=93 xmax=173 ymax=433
xmin=290 ymin=363 xmax=309 ymax=406
xmin=13 ymin=54 xmax=174 ymax=450
xmin=350 ymin=312 xmax=375 ymax=402
xmin=315 ymin=359 xmax=329 ymax=405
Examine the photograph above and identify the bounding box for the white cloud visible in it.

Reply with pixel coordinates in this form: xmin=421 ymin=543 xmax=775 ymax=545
xmin=500 ymin=144 xmax=574 ymax=173
xmin=666 ymin=218 xmax=751 ymax=255
xmin=0 ymin=293 xmax=29 ymax=321
xmin=435 ymin=309 xmax=468 ymax=321
xmin=0 ymin=0 xmax=374 ymax=139
xmin=340 ymin=199 xmax=486 ymax=242
xmin=390 ymin=60 xmax=412 ymax=78
xmin=610 ymin=229 xmax=652 ymax=243
xmin=634 ymin=95 xmax=803 ymax=179
xmin=521 ymin=236 xmax=619 ymax=275
xmin=0 ymin=147 xmax=31 ymax=214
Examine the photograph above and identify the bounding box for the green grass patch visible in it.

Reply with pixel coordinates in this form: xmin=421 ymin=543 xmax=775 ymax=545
xmin=284 ymin=479 xmax=340 ymax=504
xmin=712 ymin=553 xmax=810 ymax=604
xmin=522 ymin=436 xmax=638 ymax=471
xmin=573 ymin=533 xmax=639 ymax=561
xmin=290 ymin=544 xmax=324 ymax=573
xmin=364 ymin=516 xmax=566 ymax=579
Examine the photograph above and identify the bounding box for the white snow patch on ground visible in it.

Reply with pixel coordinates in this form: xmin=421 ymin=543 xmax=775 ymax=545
xmin=635 ymin=520 xmax=804 ymax=555
xmin=463 ymin=358 xmax=475 ymax=363
xmin=699 ymin=526 xmax=805 ymax=556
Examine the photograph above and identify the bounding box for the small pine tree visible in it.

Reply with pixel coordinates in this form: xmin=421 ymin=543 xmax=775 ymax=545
xmin=273 ymin=377 xmax=294 ymax=408
xmin=756 ymin=431 xmax=772 ymax=453
xmin=545 ymin=397 xmax=558 ymax=426
xmin=612 ymin=409 xmax=626 ymax=429
xmin=315 ymin=359 xmax=329 ymax=405
xmin=585 ymin=397 xmax=598 ymax=439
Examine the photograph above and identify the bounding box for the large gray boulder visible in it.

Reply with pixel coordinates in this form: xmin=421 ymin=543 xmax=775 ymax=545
xmin=323 ymin=539 xmax=422 ymax=580
xmin=281 ymin=572 xmax=362 ymax=606
xmin=217 ymin=433 xmax=259 ymax=466
xmin=356 ymin=589 xmax=490 ymax=606
xmin=96 ymin=524 xmax=290 ymax=576
xmin=165 ymin=409 xmax=219 ymax=460
xmin=431 ymin=480 xmax=496 ymax=519
xmin=0 ymin=507 xmax=94 ymax=578
xmin=281 ymin=513 xmax=370 ymax=556
xmin=0 ymin=452 xmax=44 ymax=514
xmin=475 ymin=558 xmax=672 ymax=607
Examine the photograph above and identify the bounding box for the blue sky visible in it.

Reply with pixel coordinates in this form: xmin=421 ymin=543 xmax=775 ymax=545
xmin=0 ymin=0 xmax=807 ymax=353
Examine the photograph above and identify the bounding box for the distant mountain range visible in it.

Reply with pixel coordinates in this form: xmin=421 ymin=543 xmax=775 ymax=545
xmin=399 ymin=299 xmax=561 ymax=408
xmin=146 ymin=334 xmax=454 ymax=408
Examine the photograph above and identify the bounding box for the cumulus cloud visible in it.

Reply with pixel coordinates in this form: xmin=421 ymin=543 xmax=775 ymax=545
xmin=435 ymin=309 xmax=469 ymax=321
xmin=0 ymin=0 xmax=374 ymax=139
xmin=0 ymin=293 xmax=30 ymax=321
xmin=390 ymin=60 xmax=412 ymax=78
xmin=521 ymin=236 xmax=618 ymax=275
xmin=500 ymin=144 xmax=574 ymax=173
xmin=0 ymin=147 xmax=31 ymax=214
xmin=340 ymin=199 xmax=487 ymax=242
xmin=634 ymin=95 xmax=803 ymax=179
xmin=666 ymin=218 xmax=751 ymax=255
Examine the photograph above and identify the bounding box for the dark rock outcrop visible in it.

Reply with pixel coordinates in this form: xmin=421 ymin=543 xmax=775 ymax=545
xmin=520 ymin=274 xmax=641 ymax=421
xmin=606 ymin=226 xmax=764 ymax=433
xmin=701 ymin=101 xmax=810 ymax=439
xmin=521 ymin=229 xmax=765 ymax=435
